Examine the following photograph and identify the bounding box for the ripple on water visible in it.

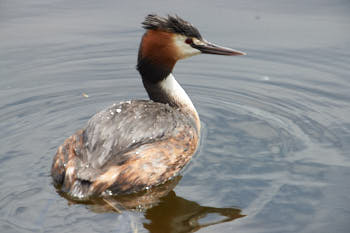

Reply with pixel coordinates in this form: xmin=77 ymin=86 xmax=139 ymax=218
xmin=1 ymin=5 xmax=350 ymax=231
xmin=175 ymin=45 xmax=350 ymax=232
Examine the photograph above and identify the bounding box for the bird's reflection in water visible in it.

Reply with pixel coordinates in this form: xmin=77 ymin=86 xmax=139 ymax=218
xmin=143 ymin=190 xmax=245 ymax=233
xmin=59 ymin=176 xmax=245 ymax=233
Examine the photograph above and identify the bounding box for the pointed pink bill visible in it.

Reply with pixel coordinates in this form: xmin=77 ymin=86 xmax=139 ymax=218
xmin=192 ymin=40 xmax=246 ymax=56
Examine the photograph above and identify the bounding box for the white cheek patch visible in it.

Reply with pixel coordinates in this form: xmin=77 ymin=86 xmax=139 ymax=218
xmin=173 ymin=35 xmax=201 ymax=59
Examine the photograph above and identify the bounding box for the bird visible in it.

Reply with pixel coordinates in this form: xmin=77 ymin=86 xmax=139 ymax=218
xmin=51 ymin=14 xmax=245 ymax=199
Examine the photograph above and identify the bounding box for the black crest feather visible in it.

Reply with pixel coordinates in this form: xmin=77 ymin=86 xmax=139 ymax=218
xmin=142 ymin=14 xmax=202 ymax=39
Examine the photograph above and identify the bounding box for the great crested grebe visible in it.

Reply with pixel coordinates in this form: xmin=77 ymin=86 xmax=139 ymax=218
xmin=51 ymin=14 xmax=245 ymax=199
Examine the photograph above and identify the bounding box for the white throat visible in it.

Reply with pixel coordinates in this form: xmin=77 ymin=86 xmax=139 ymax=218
xmin=159 ymin=73 xmax=200 ymax=129
xmin=159 ymin=74 xmax=193 ymax=108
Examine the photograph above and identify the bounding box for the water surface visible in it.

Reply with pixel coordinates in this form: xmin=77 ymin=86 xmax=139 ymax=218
xmin=1 ymin=0 xmax=350 ymax=232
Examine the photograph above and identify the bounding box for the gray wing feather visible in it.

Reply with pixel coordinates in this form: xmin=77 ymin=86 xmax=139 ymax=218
xmin=80 ymin=100 xmax=190 ymax=169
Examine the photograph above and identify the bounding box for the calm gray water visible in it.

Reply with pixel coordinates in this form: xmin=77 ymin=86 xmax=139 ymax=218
xmin=1 ymin=0 xmax=350 ymax=232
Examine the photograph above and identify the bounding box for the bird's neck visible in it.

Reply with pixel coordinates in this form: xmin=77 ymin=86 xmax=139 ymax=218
xmin=142 ymin=73 xmax=200 ymax=132
xmin=136 ymin=35 xmax=200 ymax=131
xmin=137 ymin=45 xmax=193 ymax=113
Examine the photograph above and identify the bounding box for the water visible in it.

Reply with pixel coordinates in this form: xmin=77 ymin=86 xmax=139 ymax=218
xmin=1 ymin=0 xmax=350 ymax=232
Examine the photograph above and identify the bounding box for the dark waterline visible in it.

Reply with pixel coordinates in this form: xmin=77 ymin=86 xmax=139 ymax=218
xmin=1 ymin=0 xmax=350 ymax=233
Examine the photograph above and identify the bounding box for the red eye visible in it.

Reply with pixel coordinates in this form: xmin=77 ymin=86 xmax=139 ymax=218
xmin=185 ymin=38 xmax=193 ymax=44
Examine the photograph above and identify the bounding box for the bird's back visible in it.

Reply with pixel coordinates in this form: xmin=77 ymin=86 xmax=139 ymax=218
xmin=51 ymin=100 xmax=199 ymax=199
